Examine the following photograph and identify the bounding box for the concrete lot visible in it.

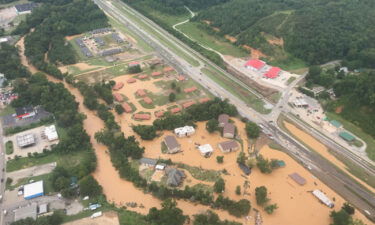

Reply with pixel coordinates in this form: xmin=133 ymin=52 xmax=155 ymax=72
xmin=7 ymin=162 xmax=56 ymax=185
xmin=63 ymin=211 xmax=119 ymax=225
xmin=3 ymin=125 xmax=59 ymax=159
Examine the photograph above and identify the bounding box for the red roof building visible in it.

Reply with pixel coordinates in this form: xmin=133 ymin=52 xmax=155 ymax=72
xmin=138 ymin=74 xmax=148 ymax=79
xmin=136 ymin=89 xmax=146 ymax=97
xmin=178 ymin=75 xmax=185 ymax=81
xmin=151 ymin=72 xmax=162 ymax=77
xmin=154 ymin=111 xmax=165 ymax=118
xmin=184 ymin=86 xmax=197 ymax=93
xmin=244 ymin=59 xmax=265 ymax=70
xmin=112 ymin=82 xmax=124 ymax=91
xmin=133 ymin=113 xmax=151 ymax=120
xmin=182 ymin=101 xmax=195 ymax=109
xmin=128 ymin=61 xmax=139 ymax=67
xmin=264 ymin=67 xmax=281 ymax=79
xmin=170 ymin=107 xmax=181 ymax=114
xmin=113 ymin=93 xmax=124 ymax=102
xmin=122 ymin=103 xmax=132 ymax=113
xmin=127 ymin=78 xmax=137 ymax=83
xmin=163 ymin=67 xmax=174 ymax=73
xmin=199 ymin=98 xmax=211 ymax=103
xmin=143 ymin=97 xmax=153 ymax=104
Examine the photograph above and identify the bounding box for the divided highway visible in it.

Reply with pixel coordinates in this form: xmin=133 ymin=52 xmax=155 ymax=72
xmin=94 ymin=0 xmax=375 ymax=220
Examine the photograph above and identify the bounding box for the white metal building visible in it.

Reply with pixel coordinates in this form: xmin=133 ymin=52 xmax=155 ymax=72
xmin=44 ymin=125 xmax=59 ymax=141
xmin=174 ymin=126 xmax=195 ymax=137
xmin=312 ymin=189 xmax=334 ymax=208
xmin=16 ymin=133 xmax=36 ymax=148
xmin=24 ymin=181 xmax=44 ymax=200
xmin=198 ymin=144 xmax=213 ymax=157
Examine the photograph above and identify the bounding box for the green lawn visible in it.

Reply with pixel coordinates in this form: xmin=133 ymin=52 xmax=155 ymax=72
xmin=113 ymin=1 xmax=200 ymax=67
xmin=202 ymin=67 xmax=270 ymax=114
xmin=139 ymin=5 xmax=190 ymax=26
xmin=177 ymin=163 xmax=220 ymax=182
xmin=109 ymin=17 xmax=153 ymax=53
xmin=177 ymin=22 xmax=248 ymax=58
xmin=326 ymin=112 xmax=375 ymax=161
xmin=138 ymin=99 xmax=155 ymax=109
xmin=0 ymin=105 xmax=15 ymax=116
xmin=5 ymin=141 xmax=13 ymax=155
xmin=6 ymin=150 xmax=90 ymax=172
xmin=118 ymin=209 xmax=148 ymax=225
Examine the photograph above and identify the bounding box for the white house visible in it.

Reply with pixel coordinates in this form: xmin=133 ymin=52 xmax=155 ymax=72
xmin=43 ymin=125 xmax=58 ymax=141
xmin=198 ymin=144 xmax=213 ymax=157
xmin=174 ymin=126 xmax=195 ymax=137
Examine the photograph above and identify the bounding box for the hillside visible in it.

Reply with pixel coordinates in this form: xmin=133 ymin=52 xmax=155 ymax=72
xmin=126 ymin=0 xmax=375 ymax=68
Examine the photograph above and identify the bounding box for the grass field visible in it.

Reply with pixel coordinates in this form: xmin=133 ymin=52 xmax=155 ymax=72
xmin=5 ymin=141 xmax=13 ymax=155
xmin=202 ymin=67 xmax=270 ymax=114
xmin=112 ymin=1 xmax=200 ymax=67
xmin=177 ymin=22 xmax=248 ymax=58
xmin=6 ymin=150 xmax=91 ymax=172
xmin=177 ymin=163 xmax=221 ymax=182
xmin=0 ymin=105 xmax=15 ymax=116
xmin=118 ymin=209 xmax=148 ymax=225
xmin=326 ymin=112 xmax=375 ymax=161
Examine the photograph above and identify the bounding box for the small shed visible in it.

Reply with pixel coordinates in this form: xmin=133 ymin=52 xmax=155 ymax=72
xmin=288 ymin=173 xmax=306 ymax=186
xmin=143 ymin=97 xmax=153 ymax=104
xmin=182 ymin=101 xmax=195 ymax=109
xmin=339 ymin=131 xmax=355 ymax=142
xmin=112 ymin=82 xmax=124 ymax=91
xmin=140 ymin=158 xmax=157 ymax=167
xmin=198 ymin=144 xmax=214 ymax=157
xmin=127 ymin=78 xmax=137 ymax=84
xmin=223 ymin=123 xmax=235 ymax=139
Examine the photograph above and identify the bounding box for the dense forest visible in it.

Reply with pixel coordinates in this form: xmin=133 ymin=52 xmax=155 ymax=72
xmin=0 ymin=43 xmax=30 ymax=80
xmin=12 ymin=0 xmax=108 ymax=78
xmin=126 ymin=0 xmax=375 ymax=68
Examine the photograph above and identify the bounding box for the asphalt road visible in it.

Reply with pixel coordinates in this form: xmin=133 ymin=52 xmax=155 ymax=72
xmin=0 ymin=120 xmax=7 ymax=225
xmin=94 ymin=0 xmax=375 ymax=220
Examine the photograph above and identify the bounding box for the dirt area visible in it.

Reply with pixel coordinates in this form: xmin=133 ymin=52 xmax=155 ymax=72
xmin=3 ymin=125 xmax=59 ymax=159
xmin=16 ymin=37 xmax=38 ymax=74
xmin=0 ymin=7 xmax=17 ymax=28
xmin=267 ymin=37 xmax=284 ymax=46
xmin=224 ymin=35 xmax=237 ymax=43
xmin=66 ymin=34 xmax=81 ymax=41
xmin=243 ymin=45 xmax=266 ymax=59
xmin=63 ymin=211 xmax=119 ymax=225
xmin=283 ymin=121 xmax=375 ymax=193
xmin=335 ymin=106 xmax=343 ymax=114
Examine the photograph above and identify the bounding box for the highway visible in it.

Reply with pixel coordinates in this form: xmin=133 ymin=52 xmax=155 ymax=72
xmin=94 ymin=0 xmax=375 ymax=219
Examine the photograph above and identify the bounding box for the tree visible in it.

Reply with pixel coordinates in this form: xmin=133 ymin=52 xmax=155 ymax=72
xmin=256 ymin=155 xmax=272 ymax=174
xmin=214 ymin=178 xmax=225 ymax=193
xmin=216 ymin=156 xmax=224 ymax=164
xmin=128 ymin=64 xmax=142 ymax=74
xmin=115 ymin=104 xmax=124 ymax=114
xmin=133 ymin=125 xmax=157 ymax=140
xmin=79 ymin=175 xmax=102 ymax=197
xmin=171 ymin=82 xmax=177 ymax=89
xmin=235 ymin=185 xmax=241 ymax=195
xmin=341 ymin=203 xmax=355 ymax=215
xmin=330 ymin=209 xmax=352 ymax=225
xmin=264 ymin=204 xmax=278 ymax=214
xmin=255 ymin=186 xmax=268 ymax=205
xmin=245 ymin=122 xmax=260 ymax=139
xmin=169 ymin=93 xmax=176 ymax=102
xmin=146 ymin=199 xmax=187 ymax=225
xmin=308 ymin=65 xmax=322 ymax=79
xmin=193 ymin=210 xmax=241 ymax=225
xmin=206 ymin=119 xmax=219 ymax=133
xmin=236 ymin=151 xmax=246 ymax=164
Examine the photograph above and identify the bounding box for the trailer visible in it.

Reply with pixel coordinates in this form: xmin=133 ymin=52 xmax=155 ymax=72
xmin=312 ymin=190 xmax=334 ymax=208
xmin=91 ymin=211 xmax=102 ymax=218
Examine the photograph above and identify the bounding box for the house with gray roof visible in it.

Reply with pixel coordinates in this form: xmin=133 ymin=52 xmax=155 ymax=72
xmin=218 ymin=140 xmax=239 ymax=153
xmin=218 ymin=114 xmax=229 ymax=127
xmin=139 ymin=158 xmax=157 ymax=167
xmin=223 ymin=123 xmax=235 ymax=139
xmin=165 ymin=168 xmax=185 ymax=186
xmin=163 ymin=135 xmax=181 ymax=154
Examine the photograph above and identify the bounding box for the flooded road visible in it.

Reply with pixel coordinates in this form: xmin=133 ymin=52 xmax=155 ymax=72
xmin=283 ymin=121 xmax=375 ymax=193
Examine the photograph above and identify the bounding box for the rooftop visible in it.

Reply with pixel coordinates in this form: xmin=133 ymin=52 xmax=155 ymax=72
xmin=223 ymin=123 xmax=235 ymax=135
xmin=121 ymin=103 xmax=132 ymax=113
xmin=218 ymin=140 xmax=238 ymax=150
xmin=264 ymin=67 xmax=281 ymax=79
xmin=339 ymin=131 xmax=355 ymax=142
xmin=199 ymin=98 xmax=211 ymax=103
xmin=164 ymin=135 xmax=180 ymax=150
xmin=24 ymin=181 xmax=44 ymax=199
xmin=44 ymin=125 xmax=58 ymax=141
xmin=112 ymin=82 xmax=124 ymax=90
xmin=163 ymin=67 xmax=174 ymax=72
xmin=182 ymin=101 xmax=195 ymax=109
xmin=143 ymin=97 xmax=153 ymax=104
xmin=16 ymin=133 xmax=36 ymax=147
xmin=133 ymin=113 xmax=151 ymax=120
xmin=151 ymin=71 xmax=162 ymax=76
xmin=127 ymin=78 xmax=137 ymax=83
xmin=136 ymin=89 xmax=146 ymax=97
xmin=218 ymin=114 xmax=229 ymax=124
xmin=170 ymin=107 xmax=181 ymax=114
xmin=244 ymin=59 xmax=265 ymax=70
xmin=184 ymin=87 xmax=197 ymax=93
xmin=139 ymin=158 xmax=157 ymax=166
xmin=330 ymin=120 xmax=342 ymax=128
xmin=288 ymin=173 xmax=306 ymax=185
xmin=113 ymin=93 xmax=124 ymax=102
xmin=15 ymin=3 xmax=38 ymax=12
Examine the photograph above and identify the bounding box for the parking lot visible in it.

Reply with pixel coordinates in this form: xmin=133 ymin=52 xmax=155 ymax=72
xmin=1 ymin=108 xmax=52 ymax=129
xmin=3 ymin=125 xmax=59 ymax=159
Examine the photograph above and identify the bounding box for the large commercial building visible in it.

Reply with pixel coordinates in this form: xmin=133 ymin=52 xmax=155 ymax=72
xmin=43 ymin=125 xmax=58 ymax=141
xmin=16 ymin=133 xmax=36 ymax=148
xmin=24 ymin=181 xmax=44 ymax=200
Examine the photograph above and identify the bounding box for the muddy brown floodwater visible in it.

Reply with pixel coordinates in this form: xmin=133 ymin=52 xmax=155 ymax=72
xmin=16 ymin=35 xmax=371 ymax=225
xmin=283 ymin=121 xmax=375 ymax=193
